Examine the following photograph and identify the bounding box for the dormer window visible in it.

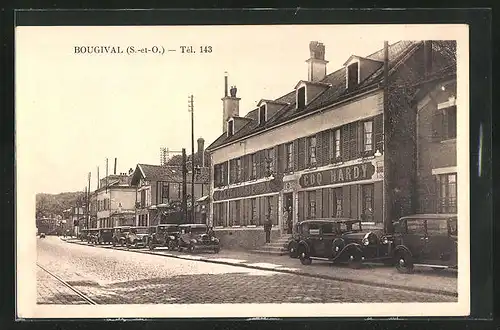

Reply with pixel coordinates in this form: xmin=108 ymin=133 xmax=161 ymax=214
xmin=227 ymin=119 xmax=234 ymax=137
xmin=258 ymin=105 xmax=267 ymax=125
xmin=347 ymin=62 xmax=359 ymax=89
xmin=297 ymin=86 xmax=306 ymax=109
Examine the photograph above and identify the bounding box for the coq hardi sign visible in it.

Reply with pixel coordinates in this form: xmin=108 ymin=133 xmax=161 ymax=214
xmin=213 ymin=176 xmax=283 ymax=202
xmin=299 ymin=163 xmax=375 ymax=188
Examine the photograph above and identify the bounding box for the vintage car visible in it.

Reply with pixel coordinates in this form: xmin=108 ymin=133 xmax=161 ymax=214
xmin=148 ymin=224 xmax=180 ymax=250
xmin=112 ymin=226 xmax=131 ymax=246
xmin=87 ymin=228 xmax=100 ymax=244
xmin=295 ymin=218 xmax=391 ymax=268
xmin=79 ymin=229 xmax=88 ymax=241
xmin=39 ymin=232 xmax=46 ymax=238
xmin=386 ymin=214 xmax=458 ymax=273
xmin=177 ymin=224 xmax=220 ymax=253
xmin=125 ymin=227 xmax=150 ymax=248
xmin=97 ymin=228 xmax=113 ymax=245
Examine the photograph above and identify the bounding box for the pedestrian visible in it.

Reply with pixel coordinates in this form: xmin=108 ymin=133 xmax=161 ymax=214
xmin=264 ymin=219 xmax=272 ymax=243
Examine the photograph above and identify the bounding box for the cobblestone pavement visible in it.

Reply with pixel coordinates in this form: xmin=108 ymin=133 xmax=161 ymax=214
xmin=37 ymin=267 xmax=89 ymax=304
xmin=38 ymin=236 xmax=455 ymax=304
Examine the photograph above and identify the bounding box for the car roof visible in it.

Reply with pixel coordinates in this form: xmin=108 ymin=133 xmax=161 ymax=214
xmin=179 ymin=223 xmax=207 ymax=228
xmin=114 ymin=226 xmax=131 ymax=228
xmin=399 ymin=214 xmax=457 ymax=220
xmin=158 ymin=224 xmax=179 ymax=227
xmin=299 ymin=218 xmax=360 ymax=224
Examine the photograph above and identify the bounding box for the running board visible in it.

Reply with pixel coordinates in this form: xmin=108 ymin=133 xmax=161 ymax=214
xmin=413 ymin=263 xmax=455 ymax=269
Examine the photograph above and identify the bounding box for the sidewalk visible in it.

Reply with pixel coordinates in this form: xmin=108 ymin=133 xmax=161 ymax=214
xmin=61 ymin=237 xmax=457 ymax=297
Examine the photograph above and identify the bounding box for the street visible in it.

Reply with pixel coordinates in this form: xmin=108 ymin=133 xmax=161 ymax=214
xmin=37 ymin=236 xmax=455 ymax=304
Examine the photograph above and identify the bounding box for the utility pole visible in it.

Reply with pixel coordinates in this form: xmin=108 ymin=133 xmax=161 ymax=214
xmin=188 ymin=94 xmax=195 ymax=223
xmin=383 ymin=40 xmax=393 ymax=234
xmin=87 ymin=171 xmax=91 ymax=230
xmin=182 ymin=148 xmax=188 ymax=224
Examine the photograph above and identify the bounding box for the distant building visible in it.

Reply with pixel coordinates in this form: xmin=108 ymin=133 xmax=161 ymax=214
xmin=95 ymin=173 xmax=136 ymax=228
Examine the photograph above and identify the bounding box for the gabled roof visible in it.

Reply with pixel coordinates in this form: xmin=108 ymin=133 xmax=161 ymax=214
xmin=130 ymin=164 xmax=210 ymax=185
xmin=343 ymin=54 xmax=384 ymax=66
xmin=207 ymin=40 xmax=455 ymax=151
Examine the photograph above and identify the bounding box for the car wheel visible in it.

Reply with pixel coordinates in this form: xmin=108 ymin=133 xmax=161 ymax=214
xmin=149 ymin=241 xmax=154 ymax=250
xmin=347 ymin=250 xmax=363 ymax=269
xmin=395 ymin=250 xmax=414 ymax=274
xmin=289 ymin=243 xmax=298 ymax=258
xmin=112 ymin=240 xmax=116 ymax=247
xmin=298 ymin=246 xmax=312 ymax=265
xmin=189 ymin=244 xmax=195 ymax=253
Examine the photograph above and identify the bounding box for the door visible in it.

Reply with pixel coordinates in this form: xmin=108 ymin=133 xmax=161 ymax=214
xmin=284 ymin=193 xmax=294 ymax=234
xmin=306 ymin=222 xmax=322 ymax=257
xmin=401 ymin=219 xmax=427 ymax=260
xmin=424 ymin=218 xmax=456 ymax=266
xmin=320 ymin=222 xmax=336 ymax=259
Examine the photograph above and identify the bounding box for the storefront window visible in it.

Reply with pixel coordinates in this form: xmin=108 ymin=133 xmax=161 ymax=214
xmin=234 ymin=200 xmax=241 ymax=226
xmin=361 ymin=184 xmax=374 ymax=222
xmin=438 ymin=173 xmax=457 ymax=213
xmin=250 ymin=198 xmax=257 ymax=225
xmin=330 ymin=188 xmax=343 ymax=218
xmin=307 ymin=191 xmax=316 ymax=219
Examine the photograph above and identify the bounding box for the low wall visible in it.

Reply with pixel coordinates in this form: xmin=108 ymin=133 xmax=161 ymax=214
xmin=214 ymin=226 xmax=281 ymax=251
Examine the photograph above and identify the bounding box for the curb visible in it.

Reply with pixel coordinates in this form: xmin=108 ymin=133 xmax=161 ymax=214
xmin=60 ymin=238 xmax=457 ymax=298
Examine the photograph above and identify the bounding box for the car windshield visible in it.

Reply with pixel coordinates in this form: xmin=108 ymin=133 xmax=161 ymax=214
xmin=338 ymin=221 xmax=361 ymax=232
xmin=134 ymin=228 xmax=148 ymax=234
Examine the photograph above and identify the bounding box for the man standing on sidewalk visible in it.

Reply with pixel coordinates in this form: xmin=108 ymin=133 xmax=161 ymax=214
xmin=264 ymin=219 xmax=272 ymax=243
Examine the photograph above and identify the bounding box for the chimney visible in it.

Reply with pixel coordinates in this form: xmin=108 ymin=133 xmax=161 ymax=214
xmin=114 ymin=158 xmax=117 ymax=175
xmin=423 ymin=40 xmax=433 ymax=77
xmin=306 ymin=41 xmax=328 ymax=82
xmin=222 ymin=73 xmax=240 ymax=133
xmin=197 ymin=137 xmax=205 ymax=166
xmin=129 ymin=168 xmax=133 ymax=175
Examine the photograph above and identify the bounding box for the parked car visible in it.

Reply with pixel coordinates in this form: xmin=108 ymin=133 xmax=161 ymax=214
xmin=39 ymin=232 xmax=46 ymax=238
xmin=177 ymin=224 xmax=220 ymax=253
xmin=97 ymin=228 xmax=113 ymax=245
xmin=112 ymin=226 xmax=130 ymax=246
xmin=125 ymin=227 xmax=149 ymax=248
xmin=294 ymin=218 xmax=391 ymax=268
xmin=79 ymin=229 xmax=88 ymax=241
xmin=148 ymin=224 xmax=180 ymax=250
xmin=285 ymin=223 xmax=301 ymax=258
xmin=87 ymin=228 xmax=100 ymax=244
xmin=387 ymin=214 xmax=458 ymax=273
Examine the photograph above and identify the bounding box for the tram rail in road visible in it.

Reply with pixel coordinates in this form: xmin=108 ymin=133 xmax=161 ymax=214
xmin=37 ymin=263 xmax=98 ymax=305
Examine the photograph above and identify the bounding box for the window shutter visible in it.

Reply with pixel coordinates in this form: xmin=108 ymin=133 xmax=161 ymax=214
xmin=298 ymin=137 xmax=306 ymax=170
xmin=322 ymin=188 xmax=329 ymax=218
xmin=374 ymin=114 xmax=384 ymax=153
xmin=259 ymin=150 xmax=266 ymax=178
xmin=350 ymin=123 xmax=359 ymax=159
xmin=223 ymin=162 xmax=229 ymax=185
xmin=229 ymin=160 xmax=235 ymax=184
xmin=277 ymin=144 xmax=285 ymax=174
xmin=316 ymin=133 xmax=323 ymax=166
xmin=298 ymin=191 xmax=304 ymax=222
xmin=431 ymin=111 xmax=444 ymax=141
xmin=316 ymin=190 xmax=322 ymax=218
xmin=293 ymin=139 xmax=299 ymax=171
xmin=342 ymin=125 xmax=350 ymax=161
xmin=321 ymin=131 xmax=330 ymax=165
xmin=273 ymin=146 xmax=279 ymax=173
xmin=243 ymin=155 xmax=249 ymax=181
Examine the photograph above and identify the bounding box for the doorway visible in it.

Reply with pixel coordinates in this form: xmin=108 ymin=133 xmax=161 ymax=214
xmin=283 ymin=193 xmax=294 ymax=234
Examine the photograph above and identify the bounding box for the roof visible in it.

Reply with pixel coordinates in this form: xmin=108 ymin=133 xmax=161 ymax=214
xmin=179 ymin=223 xmax=208 ymax=228
xmin=207 ymin=40 xmax=456 ymax=151
xmin=130 ymin=164 xmax=210 ymax=185
xmin=298 ymin=218 xmax=360 ymax=224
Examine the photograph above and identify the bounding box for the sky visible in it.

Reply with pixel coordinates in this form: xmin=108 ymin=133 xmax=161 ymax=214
xmin=15 ymin=24 xmax=466 ymax=194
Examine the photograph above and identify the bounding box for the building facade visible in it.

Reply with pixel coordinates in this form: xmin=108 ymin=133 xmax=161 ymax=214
xmin=95 ymin=173 xmax=137 ymax=228
xmin=130 ymin=163 xmax=210 ymax=226
xmin=206 ymin=40 xmax=456 ymax=250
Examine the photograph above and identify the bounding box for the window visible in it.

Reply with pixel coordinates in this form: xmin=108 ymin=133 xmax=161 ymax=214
xmin=443 ymin=106 xmax=457 ymax=140
xmin=286 ymin=142 xmax=294 ymax=172
xmin=227 ymin=120 xmax=234 ymax=136
xmin=169 ymin=183 xmax=181 ymax=201
xmin=347 ymin=62 xmax=359 ymax=89
xmin=438 ymin=173 xmax=457 ymax=213
xmin=330 ymin=129 xmax=341 ymax=161
xmin=214 ymin=202 xmax=226 ymax=227
xmin=331 ymin=188 xmax=343 ymax=218
xmin=233 ymin=200 xmax=241 ymax=226
xmin=266 ymin=148 xmax=275 ymax=174
xmin=406 ymin=219 xmax=426 ymax=235
xmin=259 ymin=105 xmax=266 ymax=124
xmin=236 ymin=158 xmax=242 ymax=182
xmin=361 ymin=184 xmax=374 ymax=222
xmin=141 ymin=190 xmax=146 ymax=207
xmin=308 ymin=223 xmax=320 ymax=235
xmin=307 ymin=136 xmax=317 ymax=167
xmin=307 ymin=191 xmax=316 ymax=219
xmin=161 ymin=182 xmax=169 ymax=204
xmin=250 ymin=198 xmax=257 ymax=225
xmin=426 ymin=219 xmax=449 ymax=235
xmin=250 ymin=154 xmax=257 ymax=179
xmin=297 ymin=87 xmax=306 ymax=109
xmin=322 ymin=223 xmax=334 ymax=234
xmin=363 ymin=120 xmax=374 ymax=153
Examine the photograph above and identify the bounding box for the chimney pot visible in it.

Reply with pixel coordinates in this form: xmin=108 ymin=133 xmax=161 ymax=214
xmin=307 ymin=41 xmax=328 ymax=82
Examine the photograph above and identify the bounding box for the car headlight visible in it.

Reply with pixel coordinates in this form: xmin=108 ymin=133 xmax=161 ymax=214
xmin=381 ymin=236 xmax=389 ymax=245
xmin=362 ymin=238 xmax=370 ymax=246
xmin=192 ymin=239 xmax=197 ymax=243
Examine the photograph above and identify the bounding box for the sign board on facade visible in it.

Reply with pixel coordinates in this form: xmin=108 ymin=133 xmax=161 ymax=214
xmin=299 ymin=163 xmax=376 ymax=188
xmin=213 ymin=177 xmax=283 ymax=202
